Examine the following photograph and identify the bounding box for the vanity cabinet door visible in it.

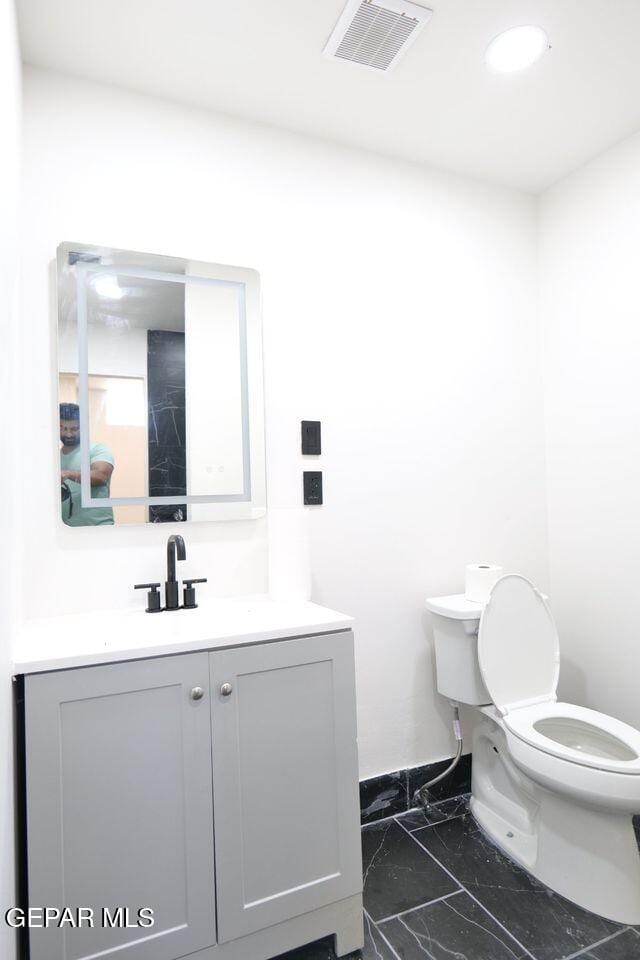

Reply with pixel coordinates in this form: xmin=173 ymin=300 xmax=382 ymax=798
xmin=210 ymin=631 xmax=362 ymax=943
xmin=24 ymin=653 xmax=216 ymax=960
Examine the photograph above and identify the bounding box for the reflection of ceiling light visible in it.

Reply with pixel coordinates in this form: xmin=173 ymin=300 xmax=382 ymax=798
xmin=93 ymin=275 xmax=124 ymax=300
xmin=485 ymin=25 xmax=549 ymax=73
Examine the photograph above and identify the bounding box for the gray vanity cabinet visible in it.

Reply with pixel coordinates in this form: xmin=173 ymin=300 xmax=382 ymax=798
xmin=24 ymin=653 xmax=217 ymax=960
xmin=23 ymin=631 xmax=363 ymax=960
xmin=210 ymin=633 xmax=362 ymax=943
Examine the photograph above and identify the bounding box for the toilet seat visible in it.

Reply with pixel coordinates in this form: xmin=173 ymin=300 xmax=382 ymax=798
xmin=478 ymin=575 xmax=640 ymax=775
xmin=503 ymin=701 xmax=640 ymax=774
xmin=478 ymin=574 xmax=560 ymax=715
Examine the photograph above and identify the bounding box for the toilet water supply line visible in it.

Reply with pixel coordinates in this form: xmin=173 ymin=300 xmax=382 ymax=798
xmin=413 ymin=703 xmax=464 ymax=808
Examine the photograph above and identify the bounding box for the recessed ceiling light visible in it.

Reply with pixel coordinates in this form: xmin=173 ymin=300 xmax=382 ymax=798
xmin=485 ymin=25 xmax=549 ymax=74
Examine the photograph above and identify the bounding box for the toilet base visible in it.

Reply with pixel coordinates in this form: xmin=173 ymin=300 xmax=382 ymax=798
xmin=472 ymin=714 xmax=640 ymax=925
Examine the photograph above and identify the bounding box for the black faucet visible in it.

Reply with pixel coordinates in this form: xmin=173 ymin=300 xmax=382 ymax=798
xmin=165 ymin=534 xmax=186 ymax=610
xmin=134 ymin=535 xmax=207 ymax=612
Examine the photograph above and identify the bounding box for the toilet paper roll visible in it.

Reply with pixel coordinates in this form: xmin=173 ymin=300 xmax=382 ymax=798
xmin=465 ymin=563 xmax=503 ymax=603
xmin=268 ymin=508 xmax=311 ymax=602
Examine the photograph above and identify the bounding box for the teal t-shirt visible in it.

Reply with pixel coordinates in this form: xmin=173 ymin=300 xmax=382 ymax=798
xmin=61 ymin=442 xmax=115 ymax=526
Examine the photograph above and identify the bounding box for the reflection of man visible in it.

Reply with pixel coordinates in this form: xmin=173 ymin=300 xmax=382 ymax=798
xmin=59 ymin=403 xmax=115 ymax=526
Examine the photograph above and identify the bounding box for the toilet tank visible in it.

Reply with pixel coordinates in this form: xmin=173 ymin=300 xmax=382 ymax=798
xmin=425 ymin=594 xmax=491 ymax=706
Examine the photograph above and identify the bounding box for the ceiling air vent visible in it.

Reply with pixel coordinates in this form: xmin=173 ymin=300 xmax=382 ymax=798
xmin=324 ymin=0 xmax=433 ymax=72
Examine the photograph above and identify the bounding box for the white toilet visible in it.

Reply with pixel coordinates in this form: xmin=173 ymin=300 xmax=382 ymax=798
xmin=425 ymin=574 xmax=640 ymax=925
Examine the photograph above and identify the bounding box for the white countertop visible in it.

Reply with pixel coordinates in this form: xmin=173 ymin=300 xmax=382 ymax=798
xmin=13 ymin=596 xmax=354 ymax=674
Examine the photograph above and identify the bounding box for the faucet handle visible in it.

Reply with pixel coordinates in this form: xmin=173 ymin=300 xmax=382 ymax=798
xmin=134 ymin=582 xmax=162 ymax=614
xmin=183 ymin=578 xmax=207 ymax=610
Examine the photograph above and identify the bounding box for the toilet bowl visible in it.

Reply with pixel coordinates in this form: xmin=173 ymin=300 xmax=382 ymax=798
xmin=426 ymin=574 xmax=640 ymax=925
xmin=503 ymin=701 xmax=640 ymax=810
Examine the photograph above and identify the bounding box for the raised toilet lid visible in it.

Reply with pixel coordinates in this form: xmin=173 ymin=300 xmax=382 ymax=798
xmin=478 ymin=575 xmax=559 ymax=715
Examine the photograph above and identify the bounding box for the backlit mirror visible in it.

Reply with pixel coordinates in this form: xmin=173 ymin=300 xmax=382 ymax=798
xmin=57 ymin=242 xmax=265 ymax=526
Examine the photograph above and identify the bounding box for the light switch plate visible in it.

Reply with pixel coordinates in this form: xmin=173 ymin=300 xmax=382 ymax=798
xmin=301 ymin=421 xmax=321 ymax=455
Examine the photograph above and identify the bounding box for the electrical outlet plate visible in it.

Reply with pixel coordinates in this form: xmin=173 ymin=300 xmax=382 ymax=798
xmin=303 ymin=471 xmax=323 ymax=505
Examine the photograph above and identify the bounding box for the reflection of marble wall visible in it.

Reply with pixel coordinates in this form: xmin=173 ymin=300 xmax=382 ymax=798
xmin=147 ymin=330 xmax=187 ymax=522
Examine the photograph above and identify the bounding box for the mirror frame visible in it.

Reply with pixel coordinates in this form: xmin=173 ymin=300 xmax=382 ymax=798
xmin=57 ymin=241 xmax=267 ymax=523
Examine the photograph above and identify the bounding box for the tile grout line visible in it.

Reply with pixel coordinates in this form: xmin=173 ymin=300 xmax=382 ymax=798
xmin=363 ymin=808 xmax=411 ymax=828
xmin=375 ymin=887 xmax=464 ymax=924
xmin=362 ymin=791 xmax=470 ymax=830
xmin=402 ymin=813 xmax=465 ymax=833
xmin=364 ymin=908 xmax=403 ymax=960
xmin=407 ymin=791 xmax=471 ymax=815
xmin=559 ymin=926 xmax=633 ymax=960
xmin=395 ymin=816 xmax=538 ymax=960
xmin=361 ymin=790 xmax=471 ymax=828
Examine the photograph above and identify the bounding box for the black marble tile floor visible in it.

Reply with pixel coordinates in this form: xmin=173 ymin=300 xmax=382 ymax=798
xmin=274 ymin=797 xmax=640 ymax=960
xmin=361 ymin=819 xmax=459 ymax=921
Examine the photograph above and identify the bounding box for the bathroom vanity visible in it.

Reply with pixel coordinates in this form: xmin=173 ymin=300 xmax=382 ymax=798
xmin=14 ymin=600 xmax=363 ymax=960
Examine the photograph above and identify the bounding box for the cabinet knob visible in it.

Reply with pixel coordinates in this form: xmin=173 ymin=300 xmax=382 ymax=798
xmin=190 ymin=686 xmax=205 ymax=701
xmin=220 ymin=682 xmax=233 ymax=697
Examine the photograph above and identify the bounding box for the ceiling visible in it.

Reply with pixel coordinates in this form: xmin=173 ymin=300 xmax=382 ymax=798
xmin=17 ymin=0 xmax=640 ymax=193
xmin=87 ymin=277 xmax=185 ymax=334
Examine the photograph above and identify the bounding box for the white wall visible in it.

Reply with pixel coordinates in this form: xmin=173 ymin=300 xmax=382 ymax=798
xmin=20 ymin=67 xmax=549 ymax=778
xmin=540 ymin=132 xmax=640 ymax=731
xmin=1 ymin=1 xmax=20 ymax=952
